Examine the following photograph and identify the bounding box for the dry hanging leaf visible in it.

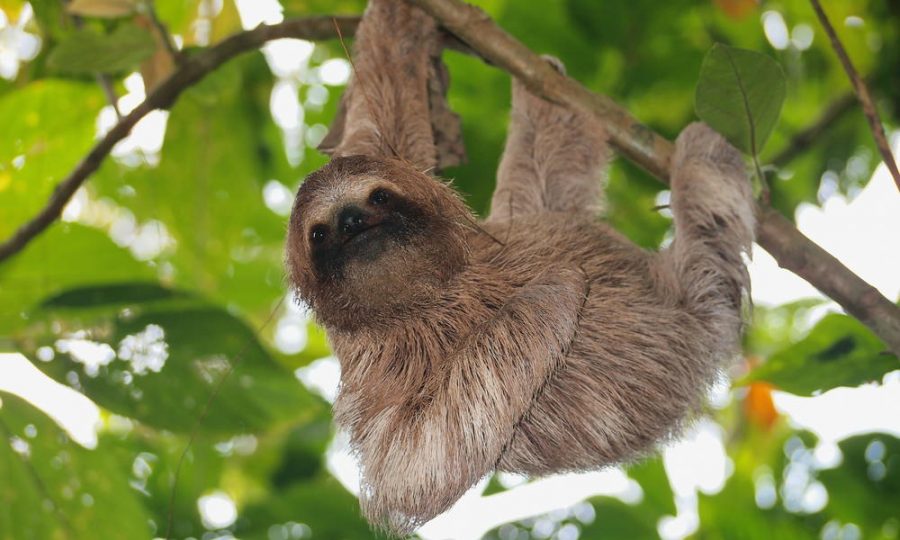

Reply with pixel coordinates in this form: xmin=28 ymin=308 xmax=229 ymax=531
xmin=135 ymin=14 xmax=176 ymax=92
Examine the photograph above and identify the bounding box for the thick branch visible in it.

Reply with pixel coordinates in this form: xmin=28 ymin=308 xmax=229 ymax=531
xmin=1 ymin=6 xmax=897 ymax=355
xmin=809 ymin=0 xmax=900 ymax=191
xmin=406 ymin=0 xmax=900 ymax=355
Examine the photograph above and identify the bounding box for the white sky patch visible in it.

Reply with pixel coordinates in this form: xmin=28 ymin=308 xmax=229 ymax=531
xmin=844 ymin=16 xmax=865 ymax=28
xmin=791 ymin=24 xmax=815 ymax=51
xmin=762 ymin=11 xmax=790 ymax=50
xmin=0 ymin=353 xmax=100 ymax=448
xmin=262 ymin=39 xmax=314 ymax=78
xmin=263 ymin=179 xmax=294 ymax=216
xmin=270 ymin=80 xmax=303 ymax=130
xmin=318 ymin=59 xmax=352 ymax=86
xmin=117 ymin=324 xmax=169 ymax=375
xmin=233 ymin=0 xmax=283 ymax=29
xmin=55 ymin=337 xmax=116 ymax=378
xmin=295 ymin=357 xmax=340 ymax=403
xmin=198 ymin=490 xmax=238 ymax=529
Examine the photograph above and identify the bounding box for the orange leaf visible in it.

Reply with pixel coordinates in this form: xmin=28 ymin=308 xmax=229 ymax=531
xmin=744 ymin=381 xmax=779 ymax=430
xmin=714 ymin=0 xmax=759 ymax=20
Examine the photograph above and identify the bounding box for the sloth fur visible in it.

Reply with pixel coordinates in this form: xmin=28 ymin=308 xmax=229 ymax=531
xmin=285 ymin=0 xmax=755 ymax=534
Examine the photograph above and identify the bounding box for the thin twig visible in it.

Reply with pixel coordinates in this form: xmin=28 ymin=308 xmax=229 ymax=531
xmin=808 ymin=0 xmax=900 ymax=190
xmin=405 ymin=0 xmax=900 ymax=355
xmin=96 ymin=73 xmax=122 ymax=119
xmin=769 ymin=90 xmax=856 ymax=168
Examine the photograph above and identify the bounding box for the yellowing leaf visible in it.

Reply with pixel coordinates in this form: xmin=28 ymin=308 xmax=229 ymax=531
xmin=0 ymin=0 xmax=25 ymax=19
xmin=66 ymin=0 xmax=138 ymax=18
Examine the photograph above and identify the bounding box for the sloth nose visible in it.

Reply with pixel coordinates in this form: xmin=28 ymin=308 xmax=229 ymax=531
xmin=338 ymin=206 xmax=370 ymax=236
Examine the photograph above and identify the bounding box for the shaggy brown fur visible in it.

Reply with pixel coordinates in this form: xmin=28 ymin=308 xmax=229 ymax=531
xmin=285 ymin=0 xmax=755 ymax=534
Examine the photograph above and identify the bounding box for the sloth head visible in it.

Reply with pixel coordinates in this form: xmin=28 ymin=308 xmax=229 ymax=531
xmin=286 ymin=155 xmax=472 ymax=331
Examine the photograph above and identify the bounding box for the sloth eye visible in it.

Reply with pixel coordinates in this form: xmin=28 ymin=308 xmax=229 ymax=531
xmin=310 ymin=225 xmax=328 ymax=244
xmin=369 ymin=188 xmax=390 ymax=205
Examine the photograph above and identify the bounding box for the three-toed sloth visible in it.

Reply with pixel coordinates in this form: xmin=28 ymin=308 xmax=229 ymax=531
xmin=285 ymin=0 xmax=754 ymax=534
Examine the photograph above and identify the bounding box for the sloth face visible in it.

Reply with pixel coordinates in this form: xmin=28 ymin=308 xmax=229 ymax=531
xmin=285 ymin=155 xmax=472 ymax=330
xmin=304 ymin=182 xmax=428 ymax=280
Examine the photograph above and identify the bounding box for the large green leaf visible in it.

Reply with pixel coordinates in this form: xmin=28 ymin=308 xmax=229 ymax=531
xmin=819 ymin=434 xmax=900 ymax=536
xmin=695 ymin=43 xmax=786 ymax=156
xmin=108 ymin=430 xmax=228 ymax=539
xmin=0 ymin=391 xmax=151 ymax=539
xmin=47 ymin=24 xmax=156 ymax=75
xmin=743 ymin=313 xmax=898 ymax=395
xmin=16 ymin=283 xmax=325 ymax=434
xmin=0 ymin=81 xmax=103 ymax=239
xmin=628 ymin=457 xmax=676 ymax=516
xmin=0 ymin=223 xmax=153 ymax=334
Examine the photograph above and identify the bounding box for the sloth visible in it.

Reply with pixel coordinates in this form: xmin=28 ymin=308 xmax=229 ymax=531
xmin=285 ymin=0 xmax=754 ymax=534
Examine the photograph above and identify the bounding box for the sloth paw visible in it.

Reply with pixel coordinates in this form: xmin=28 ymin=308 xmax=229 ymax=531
xmin=673 ymin=122 xmax=746 ymax=180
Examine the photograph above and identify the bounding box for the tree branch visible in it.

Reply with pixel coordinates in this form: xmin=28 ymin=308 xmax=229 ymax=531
xmin=405 ymin=0 xmax=900 ymax=355
xmin=0 ymin=15 xmax=361 ymax=263
xmin=808 ymin=0 xmax=900 ymax=191
xmin=1 ymin=6 xmax=898 ymax=356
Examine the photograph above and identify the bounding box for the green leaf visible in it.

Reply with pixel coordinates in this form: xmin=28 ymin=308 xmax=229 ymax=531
xmin=580 ymin=497 xmax=661 ymax=539
xmin=819 ymin=434 xmax=900 ymax=533
xmin=0 ymin=223 xmax=153 ymax=334
xmin=628 ymin=458 xmax=676 ymax=515
xmin=236 ymin=475 xmax=372 ymax=540
xmin=743 ymin=314 xmax=898 ymax=395
xmin=110 ymin=431 xmax=227 ymax=538
xmin=0 ymin=391 xmax=152 ymax=539
xmin=47 ymin=24 xmax=156 ymax=75
xmin=695 ymin=43 xmax=786 ymax=155
xmin=17 ymin=283 xmax=325 ymax=435
xmin=0 ymin=81 xmax=104 ymax=240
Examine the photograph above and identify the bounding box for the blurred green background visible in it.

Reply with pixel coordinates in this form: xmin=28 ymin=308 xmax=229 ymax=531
xmin=0 ymin=0 xmax=898 ymax=538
